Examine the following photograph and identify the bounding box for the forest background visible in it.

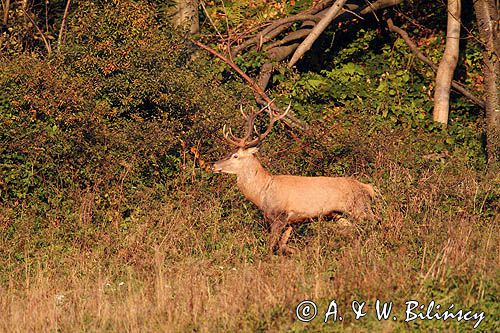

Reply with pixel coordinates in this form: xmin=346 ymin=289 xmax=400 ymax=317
xmin=0 ymin=0 xmax=498 ymax=331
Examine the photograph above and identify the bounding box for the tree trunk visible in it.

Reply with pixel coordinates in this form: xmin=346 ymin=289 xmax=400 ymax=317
xmin=433 ymin=0 xmax=461 ymax=124
xmin=473 ymin=0 xmax=500 ymax=166
xmin=172 ymin=0 xmax=199 ymax=34
xmin=2 ymin=0 xmax=10 ymax=26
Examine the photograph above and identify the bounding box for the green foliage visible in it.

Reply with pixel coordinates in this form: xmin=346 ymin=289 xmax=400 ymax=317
xmin=234 ymin=49 xmax=267 ymax=73
xmin=278 ymin=28 xmax=485 ymax=166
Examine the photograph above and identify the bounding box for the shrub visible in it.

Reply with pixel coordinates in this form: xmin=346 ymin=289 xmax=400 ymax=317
xmin=0 ymin=1 xmax=237 ymax=221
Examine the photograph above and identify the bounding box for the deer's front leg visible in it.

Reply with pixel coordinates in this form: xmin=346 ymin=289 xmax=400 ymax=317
xmin=267 ymin=214 xmax=288 ymax=254
xmin=277 ymin=226 xmax=295 ymax=255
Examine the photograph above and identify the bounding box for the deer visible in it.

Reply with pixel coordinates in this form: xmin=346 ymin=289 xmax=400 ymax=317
xmin=212 ymin=104 xmax=375 ymax=255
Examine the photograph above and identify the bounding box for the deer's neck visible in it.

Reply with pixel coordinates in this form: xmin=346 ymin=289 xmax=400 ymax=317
xmin=236 ymin=157 xmax=272 ymax=209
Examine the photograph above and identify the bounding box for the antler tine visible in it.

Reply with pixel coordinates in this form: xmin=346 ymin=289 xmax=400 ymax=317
xmin=244 ymin=103 xmax=291 ymax=148
xmin=241 ymin=105 xmax=264 ymax=143
xmin=273 ymin=103 xmax=291 ymax=122
xmin=239 ymin=105 xmax=248 ymax=120
xmin=222 ymin=124 xmax=245 ymax=147
xmin=264 ymin=102 xmax=290 ymax=125
xmin=222 ymin=102 xmax=290 ymax=148
xmin=228 ymin=127 xmax=246 ymax=145
xmin=253 ymin=124 xmax=259 ymax=136
xmin=242 ymin=101 xmax=275 ymax=138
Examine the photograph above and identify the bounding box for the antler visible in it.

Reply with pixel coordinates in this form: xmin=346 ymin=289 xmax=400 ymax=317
xmin=223 ymin=103 xmax=291 ymax=148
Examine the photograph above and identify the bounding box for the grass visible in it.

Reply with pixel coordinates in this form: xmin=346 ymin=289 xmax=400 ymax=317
xmin=0 ymin=116 xmax=498 ymax=332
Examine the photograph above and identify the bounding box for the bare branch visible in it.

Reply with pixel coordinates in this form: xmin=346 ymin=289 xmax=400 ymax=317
xmin=232 ymin=0 xmax=337 ymax=55
xmin=268 ymin=43 xmax=300 ymax=62
xmin=23 ymin=9 xmax=51 ymax=56
xmin=360 ymin=0 xmax=402 ymax=15
xmin=57 ymin=0 xmax=72 ymax=52
xmin=191 ymin=39 xmax=272 ymax=104
xmin=387 ymin=18 xmax=436 ymax=69
xmin=200 ymin=1 xmax=224 ymax=41
xmin=233 ymin=15 xmax=320 ymax=54
xmin=190 ymin=39 xmax=304 ymax=128
xmin=256 ymin=63 xmax=274 ymax=91
xmin=265 ymin=28 xmax=312 ymax=50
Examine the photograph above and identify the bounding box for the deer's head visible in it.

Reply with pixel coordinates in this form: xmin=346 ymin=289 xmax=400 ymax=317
xmin=212 ymin=104 xmax=289 ymax=174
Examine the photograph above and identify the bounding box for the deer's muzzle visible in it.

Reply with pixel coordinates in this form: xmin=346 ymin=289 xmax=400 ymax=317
xmin=211 ymin=163 xmax=222 ymax=173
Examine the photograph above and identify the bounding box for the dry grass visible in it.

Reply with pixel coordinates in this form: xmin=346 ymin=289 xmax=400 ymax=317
xmin=1 ymin=124 xmax=499 ymax=332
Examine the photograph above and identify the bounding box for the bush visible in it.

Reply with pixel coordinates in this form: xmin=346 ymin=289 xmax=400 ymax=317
xmin=0 ymin=1 xmax=237 ymax=221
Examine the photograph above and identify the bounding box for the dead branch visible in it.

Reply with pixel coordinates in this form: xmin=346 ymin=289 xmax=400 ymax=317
xmin=190 ymin=39 xmax=304 ymax=128
xmin=233 ymin=0 xmax=336 ymax=55
xmin=289 ymin=0 xmax=348 ymax=67
xmin=256 ymin=63 xmax=274 ymax=91
xmin=23 ymin=9 xmax=51 ymax=55
xmin=233 ymin=15 xmax=320 ymax=54
xmin=387 ymin=19 xmax=436 ymax=69
xmin=360 ymin=0 xmax=403 ymax=15
xmin=265 ymin=28 xmax=312 ymax=50
xmin=268 ymin=43 xmax=301 ymax=62
xmin=200 ymin=0 xmax=224 ymax=41
xmin=387 ymin=18 xmax=485 ymax=109
xmin=243 ymin=0 xmax=403 ymax=90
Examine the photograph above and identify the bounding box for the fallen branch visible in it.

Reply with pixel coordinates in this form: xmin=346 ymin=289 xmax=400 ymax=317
xmin=249 ymin=1 xmax=402 ymax=91
xmin=190 ymin=39 xmax=304 ymax=128
xmin=232 ymin=0 xmax=336 ymax=55
xmin=288 ymin=0 xmax=348 ymax=67
xmin=265 ymin=28 xmax=312 ymax=50
xmin=268 ymin=43 xmax=300 ymax=62
xmin=233 ymin=15 xmax=320 ymax=54
xmin=256 ymin=63 xmax=274 ymax=91
xmin=387 ymin=18 xmax=485 ymax=109
xmin=360 ymin=0 xmax=402 ymax=15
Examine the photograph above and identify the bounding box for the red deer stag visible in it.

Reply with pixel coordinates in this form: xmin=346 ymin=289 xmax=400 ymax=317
xmin=212 ymin=105 xmax=375 ymax=255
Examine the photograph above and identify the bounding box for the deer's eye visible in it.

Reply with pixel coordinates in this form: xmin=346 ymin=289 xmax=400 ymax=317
xmin=232 ymin=154 xmax=238 ymax=159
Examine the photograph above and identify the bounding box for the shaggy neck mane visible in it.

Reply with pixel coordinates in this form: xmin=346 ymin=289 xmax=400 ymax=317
xmin=236 ymin=156 xmax=272 ymax=209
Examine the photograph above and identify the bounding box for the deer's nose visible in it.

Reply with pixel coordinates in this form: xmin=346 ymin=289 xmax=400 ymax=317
xmin=211 ymin=164 xmax=222 ymax=173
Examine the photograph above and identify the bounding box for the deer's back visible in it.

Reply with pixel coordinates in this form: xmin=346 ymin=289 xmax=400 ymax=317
xmin=264 ymin=175 xmax=372 ymax=221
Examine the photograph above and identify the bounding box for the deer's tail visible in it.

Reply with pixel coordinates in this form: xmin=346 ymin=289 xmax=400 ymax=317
xmin=363 ymin=183 xmax=376 ymax=199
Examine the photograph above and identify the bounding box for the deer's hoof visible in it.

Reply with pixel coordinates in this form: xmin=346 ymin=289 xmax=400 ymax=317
xmin=337 ymin=217 xmax=354 ymax=228
xmin=278 ymin=245 xmax=297 ymax=256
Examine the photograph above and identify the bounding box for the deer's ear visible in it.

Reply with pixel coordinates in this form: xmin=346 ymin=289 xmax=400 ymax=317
xmin=247 ymin=147 xmax=259 ymax=155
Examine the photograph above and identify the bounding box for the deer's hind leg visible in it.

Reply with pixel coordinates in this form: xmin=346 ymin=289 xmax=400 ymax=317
xmin=348 ymin=192 xmax=375 ymax=221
